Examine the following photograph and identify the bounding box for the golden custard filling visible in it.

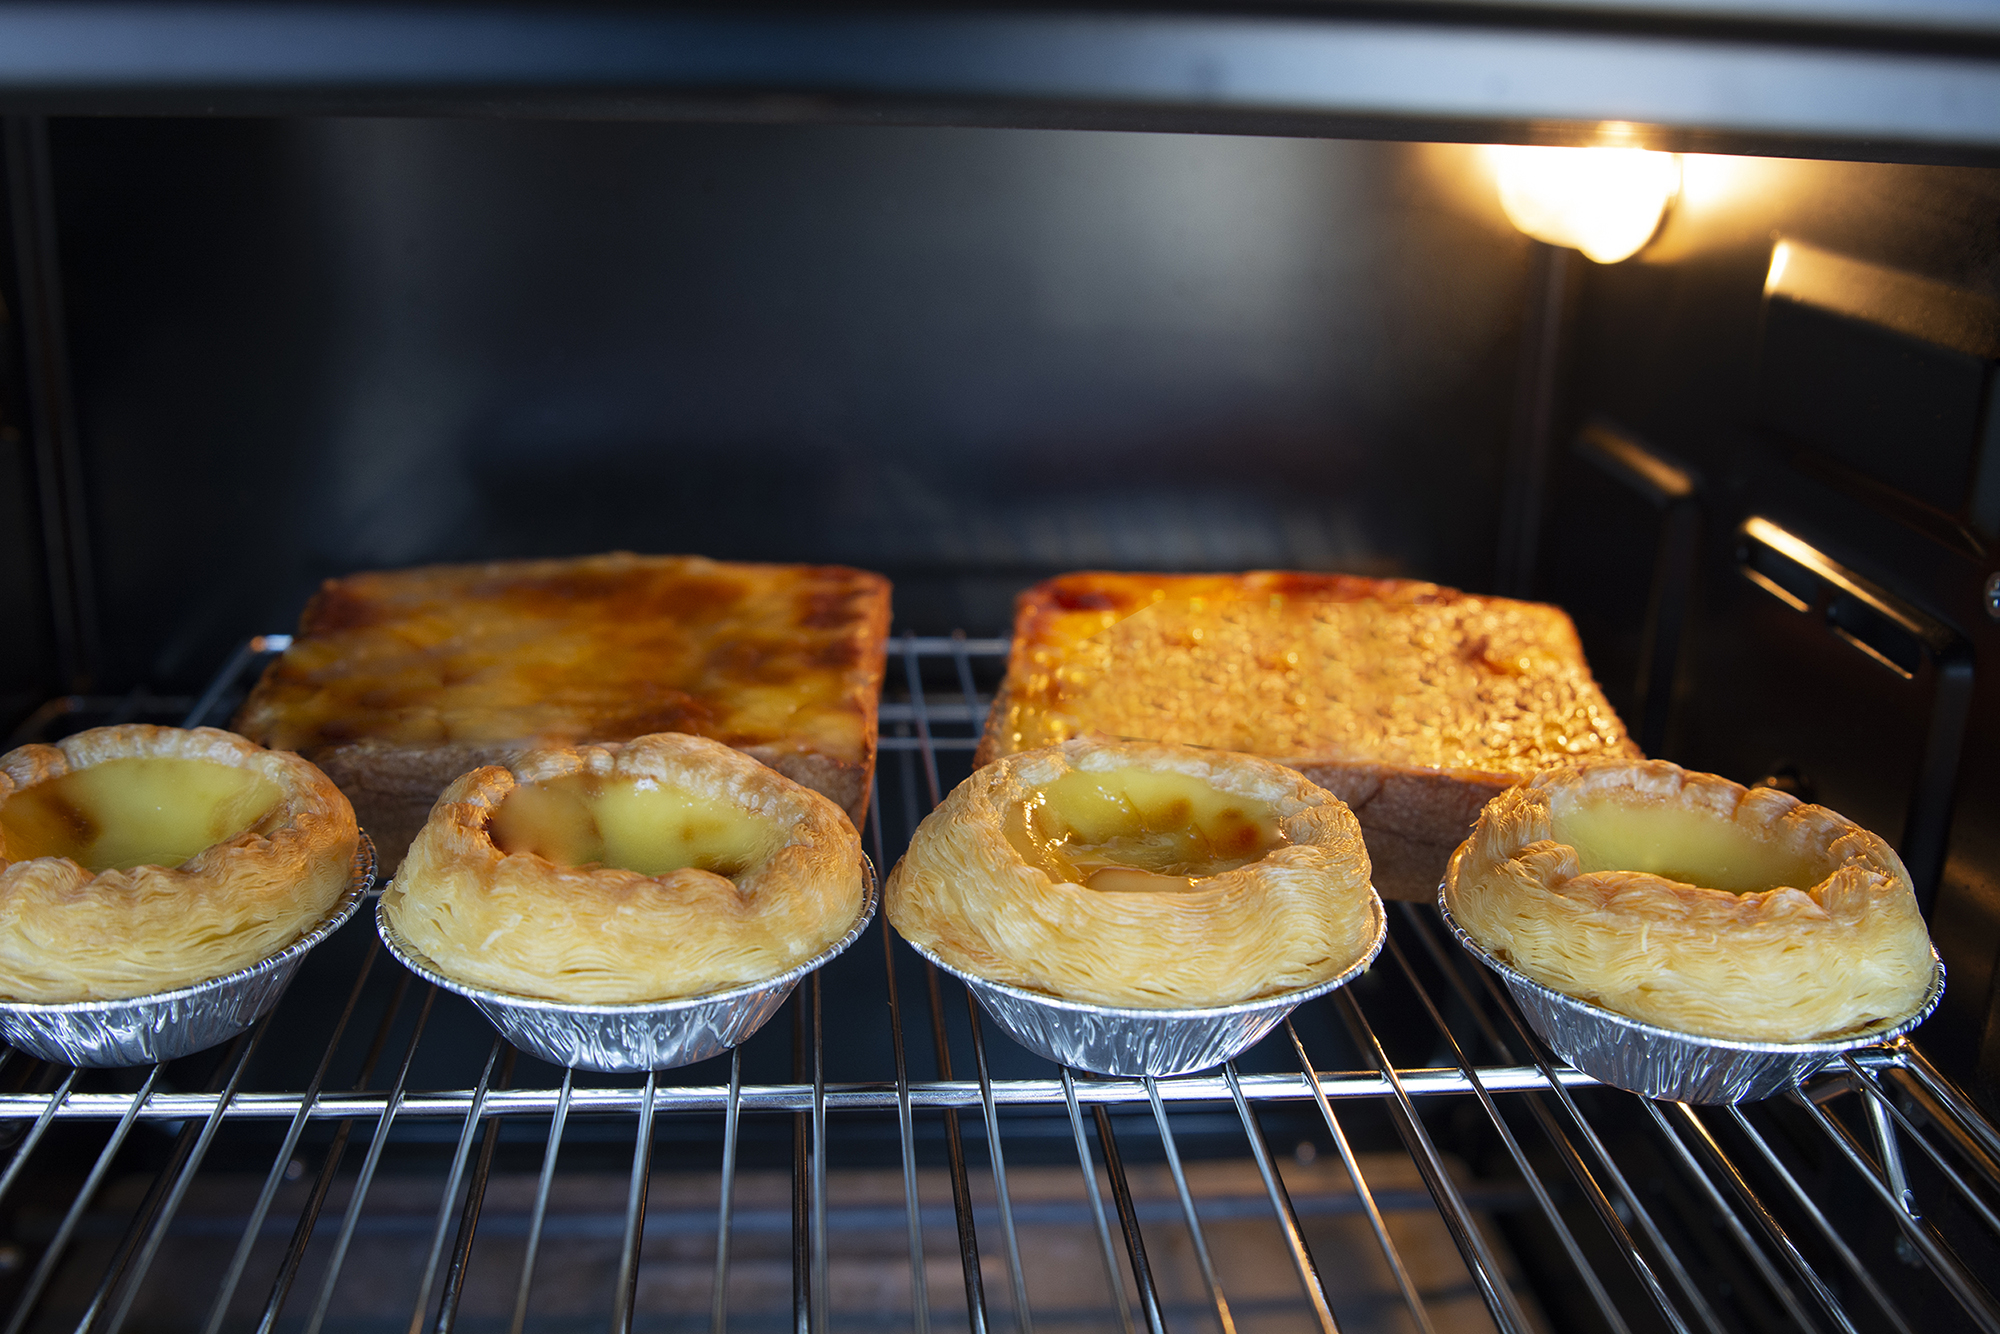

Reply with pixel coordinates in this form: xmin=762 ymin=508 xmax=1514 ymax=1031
xmin=487 ymin=772 xmax=784 ymax=878
xmin=0 ymin=757 xmax=283 ymax=872
xmin=1553 ymin=799 xmax=1829 ymax=895
xmin=1006 ymin=768 xmax=1287 ymax=893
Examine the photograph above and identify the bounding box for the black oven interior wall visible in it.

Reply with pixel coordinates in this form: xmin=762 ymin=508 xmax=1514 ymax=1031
xmin=2 ymin=119 xmax=1998 ymax=1104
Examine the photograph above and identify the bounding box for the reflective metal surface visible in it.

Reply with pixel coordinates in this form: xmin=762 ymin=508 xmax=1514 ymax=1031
xmin=1441 ymin=892 xmax=1948 ymax=1103
xmin=0 ymin=833 xmax=376 ymax=1068
xmin=901 ymin=892 xmax=1386 ymax=1077
xmin=376 ymin=856 xmax=880 ymax=1072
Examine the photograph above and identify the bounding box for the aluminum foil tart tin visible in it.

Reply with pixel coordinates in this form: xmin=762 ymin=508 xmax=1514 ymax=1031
xmin=902 ymin=892 xmax=1386 ymax=1078
xmin=0 ymin=834 xmax=377 ymax=1069
xmin=1439 ymin=894 xmax=1945 ymax=1104
xmin=377 ymin=856 xmax=879 ymax=1073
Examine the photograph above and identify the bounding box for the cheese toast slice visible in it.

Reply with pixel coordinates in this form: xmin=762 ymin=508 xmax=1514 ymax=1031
xmin=236 ymin=553 xmax=890 ymax=864
xmin=977 ymin=570 xmax=1638 ymax=900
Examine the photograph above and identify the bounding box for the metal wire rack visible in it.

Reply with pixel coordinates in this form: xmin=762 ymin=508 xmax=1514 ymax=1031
xmin=2 ymin=634 xmax=1998 ymax=1334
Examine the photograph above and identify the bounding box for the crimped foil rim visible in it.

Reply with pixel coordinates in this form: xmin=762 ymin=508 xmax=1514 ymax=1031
xmin=898 ymin=885 xmax=1386 ymax=1021
xmin=1437 ymin=889 xmax=1945 ymax=1056
xmin=0 ymin=832 xmax=377 ymax=1017
xmin=377 ymin=852 xmax=880 ymax=1016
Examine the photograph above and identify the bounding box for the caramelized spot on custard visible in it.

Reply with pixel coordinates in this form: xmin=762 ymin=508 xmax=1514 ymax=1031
xmin=1007 ymin=768 xmax=1287 ymax=894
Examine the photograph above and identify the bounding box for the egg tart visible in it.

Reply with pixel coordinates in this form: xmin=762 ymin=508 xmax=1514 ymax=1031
xmin=887 ymin=738 xmax=1382 ymax=1009
xmin=1443 ymin=759 xmax=1935 ymax=1043
xmin=382 ymin=732 xmax=867 ymax=1004
xmin=0 ymin=725 xmax=360 ymax=1003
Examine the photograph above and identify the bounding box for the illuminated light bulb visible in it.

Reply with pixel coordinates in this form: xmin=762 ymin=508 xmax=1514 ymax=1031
xmin=1490 ymin=145 xmax=1681 ymax=264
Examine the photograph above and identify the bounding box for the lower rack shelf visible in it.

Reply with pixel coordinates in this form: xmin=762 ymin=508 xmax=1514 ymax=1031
xmin=1 ymin=635 xmax=1996 ymax=1334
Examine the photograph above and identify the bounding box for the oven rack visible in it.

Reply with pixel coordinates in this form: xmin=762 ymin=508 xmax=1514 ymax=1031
xmin=0 ymin=635 xmax=1995 ymax=1334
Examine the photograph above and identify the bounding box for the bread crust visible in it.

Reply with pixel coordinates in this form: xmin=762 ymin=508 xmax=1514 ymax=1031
xmin=977 ymin=571 xmax=1637 ymax=901
xmin=381 ymin=732 xmax=867 ymax=1004
xmin=886 ymin=738 xmax=1382 ymax=1009
xmin=1443 ymin=759 xmax=1934 ymax=1042
xmin=234 ymin=553 xmax=890 ymax=866
xmin=0 ymin=725 xmax=360 ymax=1002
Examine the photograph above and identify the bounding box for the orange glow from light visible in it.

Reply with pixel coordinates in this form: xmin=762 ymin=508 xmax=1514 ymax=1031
xmin=1489 ymin=145 xmax=1681 ymax=264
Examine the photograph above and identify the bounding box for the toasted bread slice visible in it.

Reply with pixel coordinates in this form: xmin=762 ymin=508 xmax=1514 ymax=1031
xmin=977 ymin=571 xmax=1638 ymax=900
xmin=236 ymin=553 xmax=891 ymax=864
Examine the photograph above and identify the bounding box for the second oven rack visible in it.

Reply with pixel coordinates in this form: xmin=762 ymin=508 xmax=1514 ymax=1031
xmin=0 ymin=635 xmax=1996 ymax=1334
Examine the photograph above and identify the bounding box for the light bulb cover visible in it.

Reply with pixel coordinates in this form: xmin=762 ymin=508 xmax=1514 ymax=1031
xmin=1492 ymin=145 xmax=1680 ymax=264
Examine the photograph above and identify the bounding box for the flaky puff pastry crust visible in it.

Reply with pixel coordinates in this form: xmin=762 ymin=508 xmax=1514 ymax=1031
xmin=887 ymin=739 xmax=1381 ymax=1009
xmin=382 ymin=733 xmax=866 ymax=1004
xmin=1444 ymin=760 xmax=1934 ymax=1042
xmin=0 ymin=726 xmax=359 ymax=1003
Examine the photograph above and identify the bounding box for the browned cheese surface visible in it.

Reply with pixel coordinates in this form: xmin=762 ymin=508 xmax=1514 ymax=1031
xmin=983 ymin=570 xmax=1635 ymax=778
xmin=236 ymin=553 xmax=891 ymax=775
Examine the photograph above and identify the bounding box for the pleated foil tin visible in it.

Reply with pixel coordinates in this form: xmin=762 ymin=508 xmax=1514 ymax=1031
xmin=1439 ymin=896 xmax=1946 ymax=1104
xmin=902 ymin=891 xmax=1386 ymax=1077
xmin=377 ymin=856 xmax=879 ymax=1073
xmin=0 ymin=834 xmax=377 ymax=1069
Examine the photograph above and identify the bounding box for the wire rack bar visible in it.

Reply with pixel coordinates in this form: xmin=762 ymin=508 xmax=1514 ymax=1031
xmin=1398 ymin=902 xmax=1701 ymax=1334
xmin=1381 ymin=929 xmax=1634 ymax=1334
xmin=877 ymin=802 xmax=933 ymax=1334
xmin=301 ymin=986 xmax=438 ymax=1334
xmin=97 ymin=1024 xmax=268 ymax=1334
xmin=0 ymin=1065 xmax=1618 ymax=1122
xmin=4 ymin=632 xmax=1999 ymax=1334
xmin=1455 ymin=925 xmax=1735 ymax=1334
xmin=405 ymin=1039 xmax=506 ymax=1334
xmin=965 ymin=1000 xmax=1035 ymax=1334
xmin=1284 ymin=1020 xmax=1439 ymax=1334
xmin=509 ymin=1066 xmax=571 ymax=1334
xmin=1059 ymin=1069 xmax=1138 ymax=1334
xmin=1333 ymin=989 xmax=1535 ymax=1334
xmin=3 ymin=1064 xmax=163 ymax=1334
xmin=1649 ymin=1099 xmax=1854 ymax=1334
xmin=1221 ymin=1063 xmax=1339 ymax=1334
xmin=432 ymin=1048 xmax=515 ymax=1334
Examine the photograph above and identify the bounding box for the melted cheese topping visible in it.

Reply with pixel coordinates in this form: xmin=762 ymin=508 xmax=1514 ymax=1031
xmin=0 ymin=757 xmax=282 ymax=872
xmin=989 ymin=573 xmax=1635 ymax=775
xmin=235 ymin=554 xmax=887 ymax=762
xmin=1554 ymin=799 xmax=1827 ymax=894
xmin=488 ymin=771 xmax=784 ymax=878
xmin=1006 ymin=768 xmax=1286 ymax=893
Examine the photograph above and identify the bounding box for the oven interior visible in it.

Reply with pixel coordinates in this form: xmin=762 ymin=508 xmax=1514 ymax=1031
xmin=2 ymin=23 xmax=2000 ymax=1334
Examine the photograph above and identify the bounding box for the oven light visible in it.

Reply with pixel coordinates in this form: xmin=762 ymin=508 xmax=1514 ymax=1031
xmin=1490 ymin=145 xmax=1681 ymax=264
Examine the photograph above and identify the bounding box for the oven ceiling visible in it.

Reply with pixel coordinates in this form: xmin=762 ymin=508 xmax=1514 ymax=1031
xmin=0 ymin=2 xmax=1995 ymax=163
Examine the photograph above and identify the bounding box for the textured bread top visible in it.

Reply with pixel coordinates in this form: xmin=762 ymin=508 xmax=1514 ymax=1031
xmin=979 ymin=571 xmax=1636 ymax=778
xmin=237 ymin=553 xmax=891 ymax=768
